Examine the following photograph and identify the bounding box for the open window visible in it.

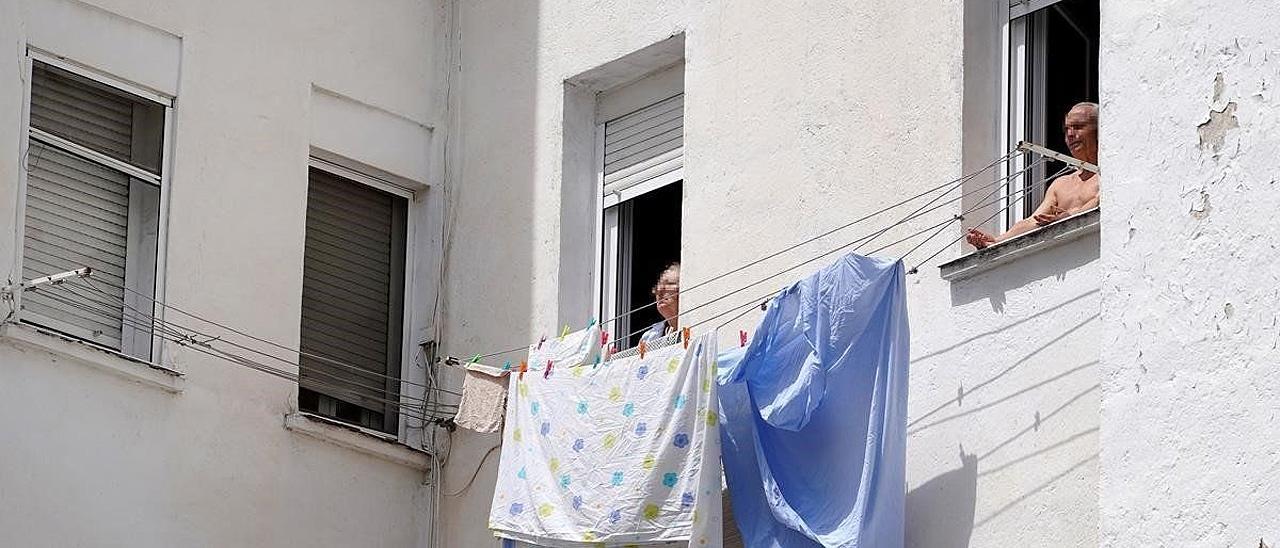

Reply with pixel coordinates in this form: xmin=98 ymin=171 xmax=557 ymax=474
xmin=595 ymin=67 xmax=684 ymax=349
xmin=1003 ymin=0 xmax=1098 ymax=228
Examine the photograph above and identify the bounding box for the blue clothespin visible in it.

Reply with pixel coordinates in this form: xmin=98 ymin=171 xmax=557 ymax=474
xmin=502 ymin=360 xmax=512 ymax=371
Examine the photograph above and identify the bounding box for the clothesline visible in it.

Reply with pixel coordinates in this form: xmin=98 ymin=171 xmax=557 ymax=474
xmin=457 ymin=157 xmax=1065 ymax=364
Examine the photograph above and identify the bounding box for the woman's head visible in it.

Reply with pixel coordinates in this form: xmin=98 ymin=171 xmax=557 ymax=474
xmin=652 ymin=262 xmax=680 ymax=326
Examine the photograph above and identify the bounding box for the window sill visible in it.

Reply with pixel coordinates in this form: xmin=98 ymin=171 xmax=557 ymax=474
xmin=0 ymin=321 xmax=184 ymax=393
xmin=284 ymin=412 xmax=432 ymax=471
xmin=939 ymin=208 xmax=1100 ymax=282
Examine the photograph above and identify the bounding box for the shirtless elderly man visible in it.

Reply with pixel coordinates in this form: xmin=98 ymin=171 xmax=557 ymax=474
xmin=967 ymin=102 xmax=1100 ymax=249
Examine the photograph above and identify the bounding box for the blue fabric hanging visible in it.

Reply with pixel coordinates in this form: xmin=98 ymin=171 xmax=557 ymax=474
xmin=717 ymin=253 xmax=909 ymax=547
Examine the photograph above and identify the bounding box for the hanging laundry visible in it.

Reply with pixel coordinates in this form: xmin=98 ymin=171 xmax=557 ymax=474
xmin=717 ymin=253 xmax=909 ymax=547
xmin=454 ymin=361 xmax=511 ymax=434
xmin=489 ymin=328 xmax=722 ymax=547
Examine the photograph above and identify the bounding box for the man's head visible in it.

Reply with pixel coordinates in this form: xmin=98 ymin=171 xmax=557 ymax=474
xmin=1063 ymin=102 xmax=1099 ymax=164
xmin=652 ymin=262 xmax=680 ymax=325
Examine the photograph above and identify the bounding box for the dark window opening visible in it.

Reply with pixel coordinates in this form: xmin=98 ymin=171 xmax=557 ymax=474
xmin=611 ymin=181 xmax=682 ymax=349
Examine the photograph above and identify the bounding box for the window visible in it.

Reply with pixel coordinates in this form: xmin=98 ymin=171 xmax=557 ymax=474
xmin=298 ymin=165 xmax=408 ymax=435
xmin=597 ymin=89 xmax=684 ymax=349
xmin=1003 ymin=0 xmax=1098 ymax=228
xmin=19 ymin=57 xmax=169 ymax=361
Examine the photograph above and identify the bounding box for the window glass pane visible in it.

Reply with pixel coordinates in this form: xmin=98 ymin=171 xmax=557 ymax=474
xmin=30 ymin=61 xmax=165 ymax=173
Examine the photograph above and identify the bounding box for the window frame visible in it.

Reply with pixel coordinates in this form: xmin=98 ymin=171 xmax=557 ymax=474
xmin=999 ymin=0 xmax=1094 ymax=230
xmin=301 ymin=156 xmax=418 ymax=436
xmin=593 ymin=120 xmax=684 ymax=346
xmin=15 ymin=49 xmax=175 ymax=363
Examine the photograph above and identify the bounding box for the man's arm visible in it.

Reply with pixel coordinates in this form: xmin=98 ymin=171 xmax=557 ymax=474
xmin=994 ymin=185 xmax=1062 ymax=242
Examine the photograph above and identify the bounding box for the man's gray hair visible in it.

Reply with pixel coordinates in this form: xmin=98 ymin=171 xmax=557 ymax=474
xmin=1071 ymin=102 xmax=1099 ymax=124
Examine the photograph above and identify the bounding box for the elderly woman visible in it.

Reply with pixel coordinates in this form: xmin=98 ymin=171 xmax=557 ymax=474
xmin=639 ymin=262 xmax=680 ymax=343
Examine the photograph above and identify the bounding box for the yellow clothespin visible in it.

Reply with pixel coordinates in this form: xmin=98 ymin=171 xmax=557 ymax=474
xmin=560 ymin=324 xmax=570 ymax=341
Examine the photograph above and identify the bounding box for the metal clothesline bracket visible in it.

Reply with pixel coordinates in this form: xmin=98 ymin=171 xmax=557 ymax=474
xmin=0 ymin=267 xmax=92 ymax=296
xmin=1016 ymin=141 xmax=1099 ymax=175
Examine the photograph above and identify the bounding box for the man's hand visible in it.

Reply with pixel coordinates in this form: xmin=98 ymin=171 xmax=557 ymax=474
xmin=966 ymin=228 xmax=997 ymax=250
xmin=1033 ymin=205 xmax=1067 ymax=226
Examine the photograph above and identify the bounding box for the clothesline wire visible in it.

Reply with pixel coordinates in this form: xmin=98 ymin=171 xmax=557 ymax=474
xmin=905 ymin=164 xmax=1075 ymax=275
xmin=699 ymin=169 xmax=1066 ymax=335
xmin=32 ymin=288 xmax=454 ymax=424
xmin=473 ymin=151 xmax=1038 ymax=360
xmin=578 ymin=161 xmax=1060 ymax=349
xmin=66 ymin=277 xmax=462 ymax=398
xmin=15 ymin=149 xmax=1064 ymax=408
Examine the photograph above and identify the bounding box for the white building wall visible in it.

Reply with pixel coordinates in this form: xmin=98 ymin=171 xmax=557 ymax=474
xmin=1098 ymin=1 xmax=1280 ymax=546
xmin=0 ymin=0 xmax=447 ymax=546
xmin=439 ymin=1 xmax=1100 ymax=547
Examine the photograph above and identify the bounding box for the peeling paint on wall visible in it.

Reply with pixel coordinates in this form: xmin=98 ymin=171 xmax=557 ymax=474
xmin=1198 ymin=101 xmax=1238 ymax=152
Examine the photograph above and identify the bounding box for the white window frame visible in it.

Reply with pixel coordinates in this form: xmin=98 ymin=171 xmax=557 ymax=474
xmin=14 ymin=49 xmax=175 ymax=363
xmin=303 ymin=156 xmax=419 ymax=437
xmin=1000 ymin=0 xmax=1070 ymax=231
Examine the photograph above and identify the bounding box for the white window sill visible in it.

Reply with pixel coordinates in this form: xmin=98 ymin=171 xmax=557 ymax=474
xmin=939 ymin=208 xmax=1100 ymax=282
xmin=0 ymin=321 xmax=183 ymax=393
xmin=284 ymin=412 xmax=432 ymax=471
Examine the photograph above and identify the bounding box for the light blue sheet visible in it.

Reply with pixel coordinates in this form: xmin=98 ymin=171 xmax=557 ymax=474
xmin=717 ymin=253 xmax=909 ymax=547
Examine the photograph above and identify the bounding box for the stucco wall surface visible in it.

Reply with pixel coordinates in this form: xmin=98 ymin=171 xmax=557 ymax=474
xmin=0 ymin=0 xmax=447 ymax=546
xmin=1098 ymin=1 xmax=1280 ymax=546
xmin=439 ymin=1 xmax=1101 ymax=547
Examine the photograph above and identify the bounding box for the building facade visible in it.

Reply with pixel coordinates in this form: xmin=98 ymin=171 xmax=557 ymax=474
xmin=0 ymin=0 xmax=1275 ymax=547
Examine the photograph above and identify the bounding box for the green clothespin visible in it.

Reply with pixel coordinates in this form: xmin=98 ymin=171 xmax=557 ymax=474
xmin=469 ymin=354 xmax=481 ymax=364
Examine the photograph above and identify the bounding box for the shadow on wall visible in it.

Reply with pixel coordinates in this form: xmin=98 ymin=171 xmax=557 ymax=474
xmin=950 ymin=232 xmax=1100 ymax=311
xmin=906 ymin=448 xmax=978 ymax=548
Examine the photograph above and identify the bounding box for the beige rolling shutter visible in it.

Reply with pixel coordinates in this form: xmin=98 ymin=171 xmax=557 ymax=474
xmin=602 ymin=93 xmax=683 ymax=196
xmin=299 ymin=167 xmax=407 ymax=432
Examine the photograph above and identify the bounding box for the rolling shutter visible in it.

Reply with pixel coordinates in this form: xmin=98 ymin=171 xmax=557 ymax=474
xmin=19 ymin=62 xmax=158 ymax=351
xmin=299 ymin=167 xmax=406 ymax=433
xmin=21 ymin=141 xmax=129 ymax=349
xmin=602 ymin=93 xmax=683 ymax=198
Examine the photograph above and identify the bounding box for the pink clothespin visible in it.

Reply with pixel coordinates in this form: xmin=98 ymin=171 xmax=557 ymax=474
xmin=739 ymin=330 xmax=748 ymax=348
xmin=601 ymin=331 xmax=610 ymax=347
xmin=544 ymin=359 xmax=554 ymax=379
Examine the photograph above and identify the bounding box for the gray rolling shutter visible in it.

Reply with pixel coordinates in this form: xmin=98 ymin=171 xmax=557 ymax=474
xmin=21 ymin=141 xmax=129 ymax=348
xmin=603 ymin=93 xmax=683 ymax=196
xmin=30 ymin=63 xmax=135 ymax=167
xmin=299 ymin=167 xmax=406 ymax=434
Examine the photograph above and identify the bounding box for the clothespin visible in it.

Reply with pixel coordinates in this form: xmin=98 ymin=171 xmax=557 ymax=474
xmin=739 ymin=330 xmax=748 ymax=348
xmin=606 ymin=343 xmax=616 ymax=360
xmin=682 ymin=327 xmax=691 ymax=349
xmin=639 ymin=341 xmax=647 ymax=359
xmin=601 ymin=331 xmax=610 ymax=348
xmin=544 ymin=359 xmax=554 ymax=379
xmin=502 ymin=360 xmax=512 ymax=371
xmin=588 ymin=318 xmax=597 ymax=327
xmin=593 ymin=354 xmax=601 ymax=368
xmin=560 ymin=324 xmax=570 ymax=341
xmin=469 ymin=354 xmax=481 ymax=365
xmin=537 ymin=336 xmax=546 ymax=350
xmin=519 ymin=360 xmax=528 ymax=380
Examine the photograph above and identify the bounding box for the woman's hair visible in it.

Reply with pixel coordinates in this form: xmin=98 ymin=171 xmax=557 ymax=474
xmin=651 ymin=262 xmax=681 ymax=295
